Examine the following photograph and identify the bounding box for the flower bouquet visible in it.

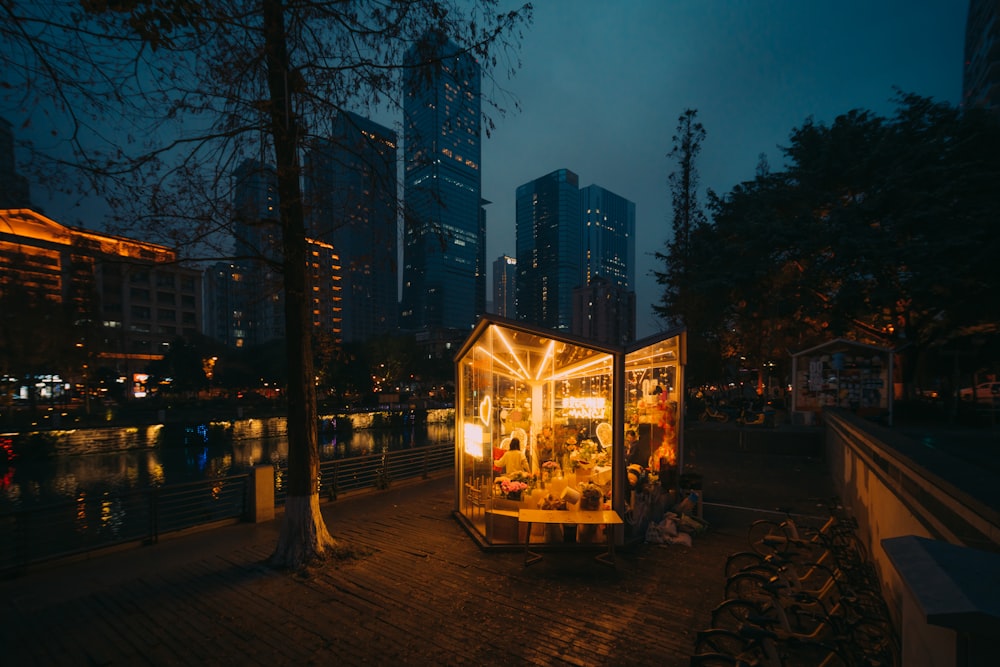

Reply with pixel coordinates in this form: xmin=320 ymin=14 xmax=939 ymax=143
xmin=495 ymin=472 xmax=532 ymax=500
xmin=570 ymin=438 xmax=609 ymax=473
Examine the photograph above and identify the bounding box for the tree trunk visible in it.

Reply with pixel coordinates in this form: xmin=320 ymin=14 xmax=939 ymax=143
xmin=262 ymin=0 xmax=335 ymax=568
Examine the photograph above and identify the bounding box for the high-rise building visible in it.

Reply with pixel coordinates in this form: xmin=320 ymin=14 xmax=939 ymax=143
xmin=492 ymin=254 xmax=516 ymax=318
xmin=400 ymin=31 xmax=484 ymax=333
xmin=578 ymin=184 xmax=636 ymax=342
xmin=221 ymin=159 xmax=342 ymax=349
xmin=306 ymin=111 xmax=398 ymax=343
xmin=515 ymin=171 xmax=637 ymax=339
xmin=515 ymin=168 xmax=583 ymax=331
xmin=572 ymin=276 xmax=636 ymax=345
xmin=231 ymin=159 xmax=284 ymax=346
xmin=581 ymin=184 xmax=635 ymax=292
xmin=0 ymin=118 xmax=31 ymax=209
xmin=963 ymin=0 xmax=1000 ymax=114
xmin=202 ymin=262 xmax=246 ymax=348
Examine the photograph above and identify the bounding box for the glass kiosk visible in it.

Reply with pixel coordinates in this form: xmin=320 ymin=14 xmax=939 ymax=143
xmin=454 ymin=315 xmax=685 ymax=547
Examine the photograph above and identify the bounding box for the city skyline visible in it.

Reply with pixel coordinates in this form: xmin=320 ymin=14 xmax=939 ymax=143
xmin=2 ymin=2 xmax=970 ymax=340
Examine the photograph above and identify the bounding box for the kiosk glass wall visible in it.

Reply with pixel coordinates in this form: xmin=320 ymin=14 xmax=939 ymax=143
xmin=455 ymin=317 xmax=685 ymax=546
xmin=456 ymin=320 xmax=615 ymax=544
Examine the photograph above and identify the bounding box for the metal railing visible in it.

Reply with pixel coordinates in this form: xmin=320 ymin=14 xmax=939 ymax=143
xmin=0 ymin=475 xmax=249 ymax=574
xmin=0 ymin=442 xmax=454 ymax=574
xmin=275 ymin=442 xmax=454 ymax=505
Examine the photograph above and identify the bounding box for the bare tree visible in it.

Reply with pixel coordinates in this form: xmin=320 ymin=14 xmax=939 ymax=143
xmin=1 ymin=0 xmax=532 ymax=568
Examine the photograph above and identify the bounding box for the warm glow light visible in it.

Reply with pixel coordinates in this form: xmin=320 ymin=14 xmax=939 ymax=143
xmin=549 ymin=354 xmax=611 ymax=381
xmin=479 ymin=395 xmax=492 ymax=426
xmin=475 ymin=345 xmax=524 ymax=380
xmin=464 ymin=423 xmax=484 ymax=458
xmin=564 ymin=396 xmax=606 ymax=419
xmin=534 ymin=340 xmax=555 ymax=381
xmin=494 ymin=327 xmax=532 ymax=379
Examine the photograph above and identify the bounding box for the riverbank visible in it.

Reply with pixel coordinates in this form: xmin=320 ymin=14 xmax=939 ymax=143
xmin=0 ymin=398 xmax=455 ymax=433
xmin=1 ymin=407 xmax=455 ymax=458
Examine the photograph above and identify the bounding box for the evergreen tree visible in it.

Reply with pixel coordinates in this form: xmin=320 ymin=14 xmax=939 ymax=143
xmin=653 ymin=108 xmax=707 ymax=329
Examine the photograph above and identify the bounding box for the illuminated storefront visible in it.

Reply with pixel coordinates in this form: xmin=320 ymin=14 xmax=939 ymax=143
xmin=454 ymin=315 xmax=685 ymax=548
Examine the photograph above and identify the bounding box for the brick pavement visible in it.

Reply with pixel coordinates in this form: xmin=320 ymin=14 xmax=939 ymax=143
xmin=0 ymin=429 xmax=836 ymax=666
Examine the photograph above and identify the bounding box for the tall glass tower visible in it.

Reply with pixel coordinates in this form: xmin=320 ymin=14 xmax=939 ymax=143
xmin=231 ymin=159 xmax=284 ymax=345
xmin=306 ymin=111 xmax=398 ymax=343
xmin=515 ymin=168 xmax=583 ymax=331
xmin=581 ymin=184 xmax=635 ymax=291
xmin=492 ymin=254 xmax=517 ymax=318
xmin=400 ymin=31 xmax=484 ymax=332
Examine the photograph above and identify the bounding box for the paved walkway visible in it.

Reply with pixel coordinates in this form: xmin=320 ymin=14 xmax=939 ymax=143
xmin=1 ymin=434 xmax=837 ymax=666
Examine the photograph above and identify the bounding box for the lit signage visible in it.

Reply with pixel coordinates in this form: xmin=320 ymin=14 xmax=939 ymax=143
xmin=564 ymin=396 xmax=606 ymax=419
xmin=132 ymin=373 xmax=149 ymax=399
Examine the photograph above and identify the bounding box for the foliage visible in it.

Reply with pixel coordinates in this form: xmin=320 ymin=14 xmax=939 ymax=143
xmin=653 ymin=108 xmax=708 ymax=329
xmin=662 ymin=93 xmax=1000 ymax=390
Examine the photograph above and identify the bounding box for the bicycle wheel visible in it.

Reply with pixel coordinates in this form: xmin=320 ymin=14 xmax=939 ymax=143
xmin=711 ymin=598 xmax=766 ymax=632
xmin=747 ymin=520 xmax=790 ymax=555
xmin=724 ymin=551 xmax=768 ymax=578
xmin=693 ymin=629 xmax=750 ymax=657
xmin=724 ymin=571 xmax=774 ymax=603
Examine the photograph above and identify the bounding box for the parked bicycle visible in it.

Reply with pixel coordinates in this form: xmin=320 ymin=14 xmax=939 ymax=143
xmin=691 ymin=497 xmax=899 ymax=666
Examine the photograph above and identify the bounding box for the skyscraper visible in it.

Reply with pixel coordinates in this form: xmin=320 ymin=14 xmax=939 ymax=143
xmin=492 ymin=254 xmax=516 ymax=318
xmin=400 ymin=31 xmax=484 ymax=333
xmin=515 ymin=171 xmax=637 ymax=338
xmin=515 ymin=168 xmax=583 ymax=331
xmin=222 ymin=159 xmax=344 ymax=349
xmin=231 ymin=159 xmax=284 ymax=346
xmin=963 ymin=0 xmax=1000 ymax=114
xmin=306 ymin=111 xmax=398 ymax=342
xmin=572 ymin=276 xmax=636 ymax=345
xmin=576 ymin=184 xmax=637 ymax=343
xmin=581 ymin=184 xmax=635 ymax=292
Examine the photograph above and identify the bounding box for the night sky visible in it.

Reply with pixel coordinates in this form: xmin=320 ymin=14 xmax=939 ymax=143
xmin=482 ymin=0 xmax=967 ymax=337
xmin=10 ymin=1 xmax=969 ymax=338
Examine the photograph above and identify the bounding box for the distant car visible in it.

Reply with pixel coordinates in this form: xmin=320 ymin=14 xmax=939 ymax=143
xmin=959 ymin=382 xmax=1000 ymax=403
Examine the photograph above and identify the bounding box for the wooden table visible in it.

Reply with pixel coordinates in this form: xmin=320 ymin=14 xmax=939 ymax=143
xmin=518 ymin=509 xmax=624 ymax=567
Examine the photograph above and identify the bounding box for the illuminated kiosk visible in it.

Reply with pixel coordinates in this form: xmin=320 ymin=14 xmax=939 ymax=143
xmin=454 ymin=315 xmax=686 ymax=549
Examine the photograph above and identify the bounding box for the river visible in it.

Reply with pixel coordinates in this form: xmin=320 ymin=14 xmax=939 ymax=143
xmin=0 ymin=414 xmax=455 ymax=512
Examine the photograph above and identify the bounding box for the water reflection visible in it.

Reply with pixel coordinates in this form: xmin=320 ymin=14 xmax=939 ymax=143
xmin=0 ymin=419 xmax=454 ymax=512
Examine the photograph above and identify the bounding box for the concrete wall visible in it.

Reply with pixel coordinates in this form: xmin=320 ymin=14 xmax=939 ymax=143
xmin=824 ymin=409 xmax=1000 ymax=667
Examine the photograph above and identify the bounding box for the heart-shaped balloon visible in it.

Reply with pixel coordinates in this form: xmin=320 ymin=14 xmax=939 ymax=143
xmin=479 ymin=395 xmax=492 ymax=426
